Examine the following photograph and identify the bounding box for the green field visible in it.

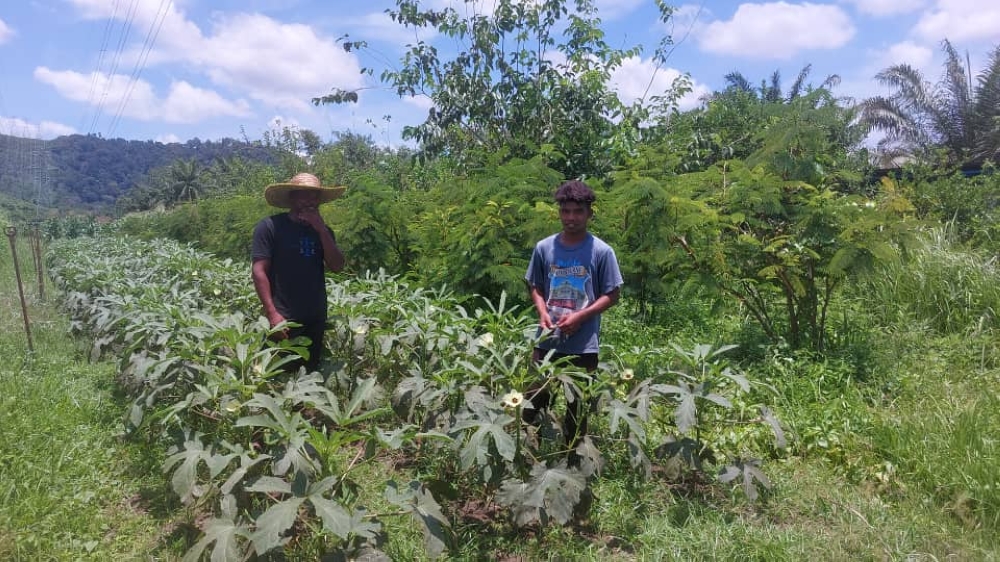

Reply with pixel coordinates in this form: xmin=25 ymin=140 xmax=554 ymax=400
xmin=1 ymin=231 xmax=997 ymax=561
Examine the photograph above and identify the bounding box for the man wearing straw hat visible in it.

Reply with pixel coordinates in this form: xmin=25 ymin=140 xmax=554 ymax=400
xmin=251 ymin=172 xmax=346 ymax=372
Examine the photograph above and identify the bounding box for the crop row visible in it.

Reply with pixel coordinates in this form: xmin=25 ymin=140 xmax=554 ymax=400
xmin=46 ymin=235 xmax=783 ymax=560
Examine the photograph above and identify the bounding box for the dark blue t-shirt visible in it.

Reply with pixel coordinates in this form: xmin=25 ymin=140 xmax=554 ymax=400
xmin=251 ymin=213 xmax=333 ymax=323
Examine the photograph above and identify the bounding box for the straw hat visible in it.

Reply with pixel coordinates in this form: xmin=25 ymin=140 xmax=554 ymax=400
xmin=264 ymin=173 xmax=346 ymax=208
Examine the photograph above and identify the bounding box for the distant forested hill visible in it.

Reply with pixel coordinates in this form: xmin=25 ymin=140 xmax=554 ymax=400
xmin=0 ymin=133 xmax=280 ymax=213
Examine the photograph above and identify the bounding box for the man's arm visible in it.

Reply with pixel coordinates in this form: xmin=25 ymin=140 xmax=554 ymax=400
xmin=251 ymin=258 xmax=286 ymax=330
xmin=529 ymin=284 xmax=554 ymax=330
xmin=317 ymin=226 xmax=345 ymax=272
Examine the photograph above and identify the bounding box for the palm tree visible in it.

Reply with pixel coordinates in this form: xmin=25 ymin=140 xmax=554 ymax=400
xmin=719 ymin=64 xmax=840 ymax=103
xmin=973 ymin=45 xmax=1000 ymax=163
xmin=861 ymin=39 xmax=1000 ymax=167
xmin=169 ymin=159 xmax=207 ymax=204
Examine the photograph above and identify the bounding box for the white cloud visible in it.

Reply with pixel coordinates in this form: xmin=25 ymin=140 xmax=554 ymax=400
xmin=184 ymin=13 xmax=364 ymax=110
xmin=68 ymin=0 xmax=203 ymax=53
xmin=0 ymin=18 xmax=13 ymax=44
xmin=402 ymin=94 xmax=434 ymax=112
xmin=59 ymin=2 xmax=363 ymax=117
xmin=33 ymin=67 xmax=252 ymax=123
xmin=346 ymin=10 xmax=437 ymax=48
xmin=868 ymin=41 xmax=934 ymax=74
xmin=913 ymin=0 xmax=1000 ymax=43
xmin=840 ymin=0 xmax=926 ymax=17
xmin=156 ymin=133 xmax=181 ymax=144
xmin=595 ymin=0 xmax=646 ymax=21
xmin=161 ymin=81 xmax=253 ymax=123
xmin=611 ymin=56 xmax=710 ymax=111
xmin=0 ymin=116 xmax=75 ymax=139
xmin=671 ymin=4 xmax=713 ymax=34
xmin=698 ymin=2 xmax=856 ymax=59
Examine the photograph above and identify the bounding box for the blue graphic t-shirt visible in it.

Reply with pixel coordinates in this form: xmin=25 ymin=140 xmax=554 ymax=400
xmin=525 ymin=233 xmax=623 ymax=354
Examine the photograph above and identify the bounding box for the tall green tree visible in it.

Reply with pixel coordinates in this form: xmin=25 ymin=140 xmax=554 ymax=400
xmin=639 ymin=65 xmax=847 ymax=177
xmin=861 ymin=40 xmax=1000 ymax=167
xmin=169 ymin=159 xmax=210 ymax=203
xmin=408 ymin=155 xmax=562 ymax=302
xmin=317 ymin=0 xmax=675 ymax=180
xmin=653 ymin=91 xmax=888 ymax=350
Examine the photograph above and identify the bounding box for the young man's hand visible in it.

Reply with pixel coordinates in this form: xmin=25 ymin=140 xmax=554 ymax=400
xmin=555 ymin=311 xmax=584 ymax=337
xmin=538 ymin=312 xmax=554 ymax=330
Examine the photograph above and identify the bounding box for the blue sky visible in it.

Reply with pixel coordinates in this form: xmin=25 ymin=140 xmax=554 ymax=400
xmin=0 ymin=0 xmax=997 ymax=146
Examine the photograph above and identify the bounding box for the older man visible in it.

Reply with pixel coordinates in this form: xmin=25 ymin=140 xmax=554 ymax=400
xmin=251 ymin=172 xmax=346 ymax=372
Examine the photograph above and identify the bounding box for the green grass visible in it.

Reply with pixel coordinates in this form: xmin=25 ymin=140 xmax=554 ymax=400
xmin=856 ymin=228 xmax=1000 ymax=334
xmin=0 ymin=238 xmax=185 ymax=561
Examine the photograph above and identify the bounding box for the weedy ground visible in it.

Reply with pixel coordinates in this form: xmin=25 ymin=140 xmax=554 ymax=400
xmin=0 ymin=238 xmax=187 ymax=561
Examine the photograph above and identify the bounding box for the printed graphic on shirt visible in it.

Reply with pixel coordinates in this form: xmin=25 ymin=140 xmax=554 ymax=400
xmin=299 ymin=236 xmax=318 ymax=257
xmin=547 ymin=261 xmax=591 ymax=322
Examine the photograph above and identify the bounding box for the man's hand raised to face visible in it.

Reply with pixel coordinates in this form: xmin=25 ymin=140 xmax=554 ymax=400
xmin=294 ymin=207 xmax=327 ymax=232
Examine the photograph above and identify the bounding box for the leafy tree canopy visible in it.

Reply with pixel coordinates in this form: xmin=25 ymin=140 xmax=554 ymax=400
xmin=316 ymin=0 xmax=679 ymax=180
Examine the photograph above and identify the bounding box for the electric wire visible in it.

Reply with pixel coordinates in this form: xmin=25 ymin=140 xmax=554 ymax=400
xmin=107 ymin=0 xmax=172 ymax=139
xmin=88 ymin=0 xmax=139 ymax=136
xmin=81 ymin=0 xmax=122 ymax=134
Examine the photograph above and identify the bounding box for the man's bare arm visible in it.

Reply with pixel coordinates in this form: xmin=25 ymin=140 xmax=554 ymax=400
xmin=251 ymin=258 xmax=285 ymax=328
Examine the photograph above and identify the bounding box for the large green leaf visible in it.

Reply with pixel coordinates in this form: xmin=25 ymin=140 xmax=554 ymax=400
xmin=310 ymin=496 xmax=361 ymax=540
xmin=607 ymin=398 xmax=647 ymax=441
xmin=249 ymin=496 xmax=304 ymax=555
xmin=386 ymin=480 xmax=451 ymax=558
xmin=163 ymin=431 xmax=233 ymax=504
xmin=652 ymin=382 xmax=698 ymax=433
xmin=719 ymin=458 xmax=771 ymax=501
xmin=451 ymin=407 xmax=517 ymax=470
xmin=182 ymin=495 xmax=249 ymax=562
xmin=497 ymin=463 xmax=587 ymax=526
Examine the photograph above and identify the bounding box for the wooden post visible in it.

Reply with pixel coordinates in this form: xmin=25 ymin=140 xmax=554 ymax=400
xmin=32 ymin=224 xmax=44 ymax=301
xmin=5 ymin=226 xmax=34 ymax=353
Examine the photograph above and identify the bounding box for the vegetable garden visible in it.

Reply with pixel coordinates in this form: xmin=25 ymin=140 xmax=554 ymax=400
xmin=45 ymin=235 xmax=785 ymax=560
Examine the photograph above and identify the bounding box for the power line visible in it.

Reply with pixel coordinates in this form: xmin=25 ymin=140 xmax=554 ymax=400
xmin=81 ymin=0 xmax=122 ymax=134
xmin=108 ymin=0 xmax=172 ymax=138
xmin=88 ymin=0 xmax=139 ymax=136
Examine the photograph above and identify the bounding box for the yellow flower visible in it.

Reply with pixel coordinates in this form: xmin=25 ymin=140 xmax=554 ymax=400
xmin=213 ymin=288 xmax=222 ymax=296
xmin=621 ymin=368 xmax=635 ymax=381
xmin=501 ymin=390 xmax=524 ymax=409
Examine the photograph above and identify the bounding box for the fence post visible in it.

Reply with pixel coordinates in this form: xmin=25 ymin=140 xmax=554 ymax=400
xmin=32 ymin=224 xmax=44 ymax=300
xmin=5 ymin=226 xmax=34 ymax=353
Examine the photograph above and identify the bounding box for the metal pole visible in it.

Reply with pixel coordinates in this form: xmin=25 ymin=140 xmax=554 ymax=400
xmin=6 ymin=226 xmax=34 ymax=353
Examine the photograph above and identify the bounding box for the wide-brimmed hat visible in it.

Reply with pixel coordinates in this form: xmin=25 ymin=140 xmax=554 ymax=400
xmin=264 ymin=173 xmax=346 ymax=208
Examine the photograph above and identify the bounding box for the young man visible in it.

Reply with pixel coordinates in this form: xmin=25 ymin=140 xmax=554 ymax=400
xmin=251 ymin=173 xmax=346 ymax=372
xmin=524 ymin=180 xmax=623 ymax=451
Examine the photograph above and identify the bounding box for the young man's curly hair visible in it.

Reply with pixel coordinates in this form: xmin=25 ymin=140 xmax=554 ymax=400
xmin=554 ymin=180 xmax=596 ymax=208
